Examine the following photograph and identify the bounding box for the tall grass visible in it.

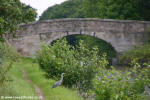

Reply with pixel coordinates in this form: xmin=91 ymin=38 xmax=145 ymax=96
xmin=0 ymin=43 xmax=37 ymax=99
xmin=0 ymin=60 xmax=38 ymax=100
xmin=0 ymin=42 xmax=19 ymax=84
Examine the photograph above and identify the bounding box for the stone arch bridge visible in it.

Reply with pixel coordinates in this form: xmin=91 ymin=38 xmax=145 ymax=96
xmin=8 ymin=18 xmax=150 ymax=57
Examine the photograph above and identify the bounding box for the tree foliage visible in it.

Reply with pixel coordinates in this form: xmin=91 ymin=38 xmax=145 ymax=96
xmin=66 ymin=35 xmax=116 ymax=63
xmin=0 ymin=0 xmax=37 ymax=41
xmin=39 ymin=0 xmax=84 ymax=20
xmin=40 ymin=0 xmax=150 ymax=21
xmin=83 ymin=0 xmax=150 ymax=20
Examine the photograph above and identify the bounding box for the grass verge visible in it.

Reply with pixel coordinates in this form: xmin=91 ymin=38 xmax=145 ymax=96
xmin=0 ymin=61 xmax=37 ymax=100
xmin=16 ymin=58 xmax=83 ymax=100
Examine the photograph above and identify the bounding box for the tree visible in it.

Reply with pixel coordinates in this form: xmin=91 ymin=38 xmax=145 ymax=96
xmin=0 ymin=0 xmax=37 ymax=42
xmin=40 ymin=0 xmax=150 ymax=21
xmin=39 ymin=0 xmax=84 ymax=20
xmin=83 ymin=0 xmax=100 ymax=18
xmin=83 ymin=0 xmax=150 ymax=21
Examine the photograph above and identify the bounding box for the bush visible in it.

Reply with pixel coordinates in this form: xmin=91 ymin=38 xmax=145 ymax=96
xmin=66 ymin=34 xmax=116 ymax=64
xmin=93 ymin=63 xmax=150 ymax=100
xmin=118 ymin=44 xmax=150 ymax=66
xmin=36 ymin=39 xmax=108 ymax=92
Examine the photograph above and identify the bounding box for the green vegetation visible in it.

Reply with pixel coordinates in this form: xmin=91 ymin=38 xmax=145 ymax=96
xmin=0 ymin=0 xmax=37 ymax=41
xmin=0 ymin=43 xmax=31 ymax=98
xmin=0 ymin=42 xmax=36 ymax=98
xmin=1 ymin=0 xmax=150 ymax=99
xmin=93 ymin=63 xmax=150 ymax=100
xmin=66 ymin=35 xmax=116 ymax=63
xmin=0 ymin=43 xmax=82 ymax=100
xmin=1 ymin=38 xmax=150 ymax=100
xmin=36 ymin=38 xmax=150 ymax=99
xmin=0 ymin=42 xmax=19 ymax=84
xmin=39 ymin=0 xmax=84 ymax=20
xmin=21 ymin=58 xmax=83 ymax=100
xmin=118 ymin=44 xmax=150 ymax=66
xmin=0 ymin=59 xmax=37 ymax=99
xmin=36 ymin=39 xmax=108 ymax=92
xmin=0 ymin=1 xmax=38 ymax=98
xmin=83 ymin=0 xmax=150 ymax=20
xmin=40 ymin=0 xmax=150 ymax=21
xmin=1 ymin=57 xmax=83 ymax=100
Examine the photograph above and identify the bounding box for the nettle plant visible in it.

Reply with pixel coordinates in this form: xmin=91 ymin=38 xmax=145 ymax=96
xmin=93 ymin=60 xmax=150 ymax=100
xmin=36 ymin=38 xmax=108 ymax=92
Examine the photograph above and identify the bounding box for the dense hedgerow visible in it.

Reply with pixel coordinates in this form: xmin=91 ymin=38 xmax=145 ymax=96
xmin=36 ymin=39 xmax=108 ymax=92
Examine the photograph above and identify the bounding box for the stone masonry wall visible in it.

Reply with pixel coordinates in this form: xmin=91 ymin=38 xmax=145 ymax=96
xmin=8 ymin=18 xmax=150 ymax=57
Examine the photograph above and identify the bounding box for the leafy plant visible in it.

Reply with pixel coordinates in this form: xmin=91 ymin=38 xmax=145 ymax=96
xmin=0 ymin=0 xmax=37 ymax=41
xmin=66 ymin=34 xmax=116 ymax=64
xmin=93 ymin=62 xmax=150 ymax=100
xmin=36 ymin=38 xmax=108 ymax=92
xmin=118 ymin=44 xmax=150 ymax=66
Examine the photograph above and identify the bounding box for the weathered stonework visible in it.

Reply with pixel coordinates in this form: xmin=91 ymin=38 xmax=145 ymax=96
xmin=8 ymin=18 xmax=150 ymax=57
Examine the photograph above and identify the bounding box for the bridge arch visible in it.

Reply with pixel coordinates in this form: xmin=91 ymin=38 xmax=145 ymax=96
xmin=8 ymin=18 xmax=150 ymax=57
xmin=46 ymin=32 xmax=117 ymax=52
